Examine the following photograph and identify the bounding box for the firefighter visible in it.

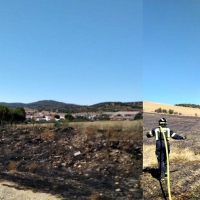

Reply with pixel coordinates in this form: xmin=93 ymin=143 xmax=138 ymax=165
xmin=146 ymin=118 xmax=186 ymax=180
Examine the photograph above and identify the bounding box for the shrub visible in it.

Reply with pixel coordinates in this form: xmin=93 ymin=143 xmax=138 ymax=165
xmin=134 ymin=113 xmax=143 ymax=120
xmin=155 ymin=108 xmax=162 ymax=113
xmin=162 ymin=109 xmax=167 ymax=113
xmin=65 ymin=113 xmax=74 ymax=121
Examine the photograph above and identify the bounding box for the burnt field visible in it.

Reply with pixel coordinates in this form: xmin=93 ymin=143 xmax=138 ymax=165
xmin=142 ymin=113 xmax=200 ymax=200
xmin=0 ymin=121 xmax=143 ymax=200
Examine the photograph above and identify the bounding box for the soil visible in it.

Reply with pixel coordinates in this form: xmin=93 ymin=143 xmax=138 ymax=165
xmin=0 ymin=123 xmax=143 ymax=200
xmin=142 ymin=112 xmax=200 ymax=200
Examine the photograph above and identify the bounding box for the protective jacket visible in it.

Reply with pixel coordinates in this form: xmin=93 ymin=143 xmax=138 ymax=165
xmin=146 ymin=126 xmax=185 ymax=141
xmin=146 ymin=126 xmax=185 ymax=173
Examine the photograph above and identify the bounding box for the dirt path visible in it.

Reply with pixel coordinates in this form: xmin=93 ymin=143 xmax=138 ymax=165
xmin=0 ymin=180 xmax=61 ymax=200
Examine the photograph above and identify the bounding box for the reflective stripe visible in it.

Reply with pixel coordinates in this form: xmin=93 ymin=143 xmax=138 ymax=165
xmin=171 ymin=133 xmax=176 ymax=137
xmin=167 ymin=128 xmax=170 ymax=138
xmin=155 ymin=129 xmax=159 ymax=140
xmin=156 ymin=127 xmax=170 ymax=141
xmin=161 ymin=127 xmax=170 ymax=140
xmin=149 ymin=131 xmax=153 ymax=137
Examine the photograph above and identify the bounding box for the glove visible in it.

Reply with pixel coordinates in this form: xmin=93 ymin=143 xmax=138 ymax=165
xmin=182 ymin=136 xmax=186 ymax=140
xmin=146 ymin=133 xmax=151 ymax=138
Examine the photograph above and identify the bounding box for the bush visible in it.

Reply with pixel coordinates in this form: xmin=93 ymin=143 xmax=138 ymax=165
xmin=65 ymin=113 xmax=74 ymax=122
xmin=162 ymin=109 xmax=168 ymax=113
xmin=168 ymin=109 xmax=174 ymax=114
xmin=155 ymin=108 xmax=162 ymax=113
xmin=134 ymin=113 xmax=143 ymax=120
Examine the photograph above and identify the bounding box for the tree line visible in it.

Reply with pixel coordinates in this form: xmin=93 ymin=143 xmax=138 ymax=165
xmin=155 ymin=108 xmax=182 ymax=115
xmin=175 ymin=103 xmax=200 ymax=109
xmin=0 ymin=106 xmax=26 ymax=126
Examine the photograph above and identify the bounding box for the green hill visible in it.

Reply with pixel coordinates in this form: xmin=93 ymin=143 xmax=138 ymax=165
xmin=0 ymin=100 xmax=142 ymax=113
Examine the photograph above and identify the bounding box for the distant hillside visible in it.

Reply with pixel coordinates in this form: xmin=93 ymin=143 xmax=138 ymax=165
xmin=0 ymin=100 xmax=142 ymax=113
xmin=144 ymin=101 xmax=200 ymax=116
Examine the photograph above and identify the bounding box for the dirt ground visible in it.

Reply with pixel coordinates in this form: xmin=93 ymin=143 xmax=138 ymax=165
xmin=0 ymin=121 xmax=143 ymax=200
xmin=142 ymin=112 xmax=200 ymax=200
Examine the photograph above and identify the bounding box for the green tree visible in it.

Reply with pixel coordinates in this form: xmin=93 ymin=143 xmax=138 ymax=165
xmin=65 ymin=113 xmax=74 ymax=121
xmin=74 ymin=116 xmax=89 ymax=122
xmin=168 ymin=109 xmax=174 ymax=114
xmin=0 ymin=106 xmax=10 ymax=125
xmin=13 ymin=107 xmax=26 ymax=123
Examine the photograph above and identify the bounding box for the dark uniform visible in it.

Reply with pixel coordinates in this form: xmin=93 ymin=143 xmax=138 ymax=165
xmin=146 ymin=118 xmax=186 ymax=180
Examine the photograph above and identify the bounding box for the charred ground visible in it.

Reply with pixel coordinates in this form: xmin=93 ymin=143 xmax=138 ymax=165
xmin=0 ymin=121 xmax=142 ymax=200
xmin=143 ymin=113 xmax=200 ymax=200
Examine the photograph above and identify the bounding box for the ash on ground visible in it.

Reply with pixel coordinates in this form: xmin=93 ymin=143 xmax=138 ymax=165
xmin=0 ymin=124 xmax=143 ymax=200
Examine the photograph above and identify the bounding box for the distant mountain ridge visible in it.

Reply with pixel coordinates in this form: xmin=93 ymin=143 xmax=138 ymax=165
xmin=0 ymin=100 xmax=142 ymax=113
xmin=0 ymin=100 xmax=77 ymax=108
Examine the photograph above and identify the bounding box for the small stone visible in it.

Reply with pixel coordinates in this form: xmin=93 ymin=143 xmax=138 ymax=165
xmin=61 ymin=163 xmax=66 ymax=167
xmin=74 ymin=151 xmax=81 ymax=156
xmin=115 ymin=188 xmax=121 ymax=192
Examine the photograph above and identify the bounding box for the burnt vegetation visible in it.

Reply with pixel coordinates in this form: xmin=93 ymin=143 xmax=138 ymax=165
xmin=0 ymin=121 xmax=143 ymax=199
xmin=143 ymin=113 xmax=200 ymax=200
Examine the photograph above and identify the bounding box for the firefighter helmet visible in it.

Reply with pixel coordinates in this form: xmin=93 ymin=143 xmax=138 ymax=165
xmin=159 ymin=118 xmax=167 ymax=126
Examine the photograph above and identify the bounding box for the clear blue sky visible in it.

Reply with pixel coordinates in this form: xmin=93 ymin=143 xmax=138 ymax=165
xmin=144 ymin=0 xmax=200 ymax=105
xmin=0 ymin=0 xmax=142 ymax=105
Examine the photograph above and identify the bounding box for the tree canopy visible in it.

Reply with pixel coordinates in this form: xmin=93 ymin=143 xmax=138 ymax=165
xmin=0 ymin=106 xmax=26 ymax=125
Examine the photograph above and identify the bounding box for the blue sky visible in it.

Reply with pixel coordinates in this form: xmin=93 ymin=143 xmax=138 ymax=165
xmin=0 ymin=0 xmax=142 ymax=105
xmin=144 ymin=0 xmax=200 ymax=105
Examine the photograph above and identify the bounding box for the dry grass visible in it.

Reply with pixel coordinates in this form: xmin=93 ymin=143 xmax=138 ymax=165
xmin=25 ymin=162 xmax=38 ymax=172
xmin=143 ymin=144 xmax=200 ymax=168
xmin=74 ymin=120 xmax=142 ymax=141
xmin=143 ymin=144 xmax=157 ymax=168
xmin=8 ymin=161 xmax=18 ymax=172
xmin=83 ymin=125 xmax=98 ymax=140
xmin=88 ymin=192 xmax=101 ymax=200
xmin=170 ymin=147 xmax=200 ymax=162
xmin=144 ymin=101 xmax=200 ymax=116
xmin=40 ymin=129 xmax=55 ymax=141
xmin=69 ymin=120 xmax=138 ymax=130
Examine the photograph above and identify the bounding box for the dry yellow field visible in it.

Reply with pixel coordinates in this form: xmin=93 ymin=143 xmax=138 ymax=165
xmin=143 ymin=101 xmax=200 ymax=116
